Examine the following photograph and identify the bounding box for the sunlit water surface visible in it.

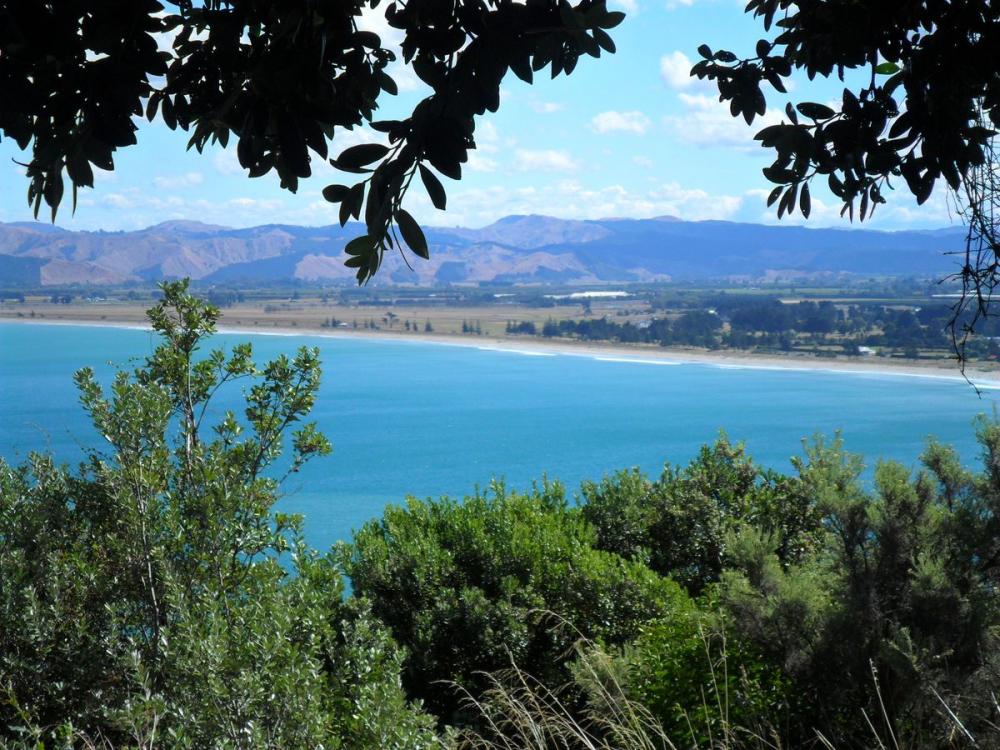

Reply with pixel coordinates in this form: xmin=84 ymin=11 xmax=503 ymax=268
xmin=2 ymin=322 xmax=997 ymax=551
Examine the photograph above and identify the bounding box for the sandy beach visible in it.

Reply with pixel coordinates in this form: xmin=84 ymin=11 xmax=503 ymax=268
xmin=5 ymin=313 xmax=1000 ymax=386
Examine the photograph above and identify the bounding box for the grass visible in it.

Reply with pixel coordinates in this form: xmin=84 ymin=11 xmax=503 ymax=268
xmin=456 ymin=636 xmax=995 ymax=750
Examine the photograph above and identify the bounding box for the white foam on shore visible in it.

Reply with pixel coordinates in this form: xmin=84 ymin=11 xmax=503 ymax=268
xmin=707 ymin=360 xmax=1000 ymax=389
xmin=476 ymin=346 xmax=555 ymax=357
xmin=6 ymin=319 xmax=1000 ymax=389
xmin=217 ymin=328 xmax=304 ymax=338
xmin=592 ymin=356 xmax=681 ymax=366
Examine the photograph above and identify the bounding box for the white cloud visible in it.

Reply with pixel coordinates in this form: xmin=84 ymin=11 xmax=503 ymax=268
xmin=633 ymin=156 xmax=654 ymax=168
xmin=467 ymin=153 xmax=498 ymax=173
xmin=476 ymin=120 xmax=500 ymax=153
xmin=153 ymin=172 xmax=204 ymax=189
xmin=357 ymin=6 xmax=404 ymax=49
xmin=213 ymin=149 xmax=244 ymax=176
xmin=514 ymin=149 xmax=579 ymax=172
xmin=385 ymin=61 xmax=424 ymax=93
xmin=660 ymin=51 xmax=695 ymax=89
xmin=228 ymin=197 xmax=284 ymax=211
xmin=331 ymin=126 xmax=389 ymax=152
xmin=101 ymin=193 xmax=134 ymax=209
xmin=591 ymin=110 xmax=651 ymax=135
xmin=612 ymin=0 xmax=638 ymax=13
xmin=432 ymin=179 xmax=742 ymax=227
xmin=663 ymin=93 xmax=782 ymax=150
xmin=531 ymin=101 xmax=565 ymax=114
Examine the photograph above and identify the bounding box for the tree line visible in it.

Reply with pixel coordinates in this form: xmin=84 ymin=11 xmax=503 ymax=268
xmin=502 ymin=299 xmax=1000 ymax=360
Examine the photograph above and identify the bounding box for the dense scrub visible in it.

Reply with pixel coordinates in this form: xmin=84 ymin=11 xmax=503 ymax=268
xmin=0 ymin=282 xmax=440 ymax=749
xmin=4 ymin=283 xmax=1000 ymax=748
xmin=341 ymin=480 xmax=679 ymax=722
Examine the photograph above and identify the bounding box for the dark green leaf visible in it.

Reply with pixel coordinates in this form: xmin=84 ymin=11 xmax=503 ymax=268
xmin=395 ymin=209 xmax=429 ymax=259
xmin=322 ymin=184 xmax=351 ymax=203
xmin=599 ymin=11 xmax=625 ymax=28
xmin=796 ymin=102 xmax=836 ymax=120
xmin=419 ymin=164 xmax=447 ymax=210
xmin=379 ymin=72 xmax=398 ymax=95
xmin=336 ymin=144 xmax=389 ymax=169
xmin=593 ymin=29 xmax=616 ymax=54
xmin=345 ymin=235 xmax=374 ymax=256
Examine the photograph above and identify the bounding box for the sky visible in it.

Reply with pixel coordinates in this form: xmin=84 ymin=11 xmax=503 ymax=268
xmin=0 ymin=0 xmax=961 ymax=233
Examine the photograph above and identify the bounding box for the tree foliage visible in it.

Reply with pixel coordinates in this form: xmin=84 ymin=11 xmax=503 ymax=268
xmin=340 ymin=479 xmax=680 ymax=724
xmin=581 ymin=431 xmax=1000 ymax=747
xmin=697 ymin=0 xmax=998 ymax=223
xmin=0 ymin=281 xmax=439 ymax=748
xmin=698 ymin=1 xmax=1000 ymax=362
xmin=0 ymin=0 xmax=623 ymax=283
xmin=581 ymin=436 xmax=823 ymax=595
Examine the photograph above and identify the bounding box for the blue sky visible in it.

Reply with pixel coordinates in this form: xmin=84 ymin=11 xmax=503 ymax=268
xmin=0 ymin=0 xmax=960 ymax=232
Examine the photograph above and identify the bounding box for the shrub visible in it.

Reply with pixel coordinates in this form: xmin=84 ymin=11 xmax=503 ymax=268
xmin=622 ymin=599 xmax=790 ymax=748
xmin=717 ymin=432 xmax=1000 ymax=746
xmin=341 ymin=479 xmax=683 ymax=723
xmin=581 ymin=436 xmax=824 ymax=594
xmin=0 ymin=281 xmax=440 ymax=749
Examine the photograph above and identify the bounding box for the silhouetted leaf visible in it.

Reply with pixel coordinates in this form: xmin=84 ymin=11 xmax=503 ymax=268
xmin=322 ymin=184 xmax=351 ymax=203
xmin=599 ymin=11 xmax=625 ymax=28
xmin=395 ymin=209 xmax=429 ymax=259
xmin=796 ymin=102 xmax=835 ymax=120
xmin=345 ymin=235 xmax=374 ymax=256
xmin=419 ymin=164 xmax=447 ymax=210
xmin=336 ymin=144 xmax=389 ymax=169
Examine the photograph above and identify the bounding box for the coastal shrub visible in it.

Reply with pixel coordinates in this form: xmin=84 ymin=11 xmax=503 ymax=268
xmin=578 ymin=430 xmax=1000 ymax=745
xmin=715 ymin=432 xmax=1000 ymax=746
xmin=340 ymin=479 xmax=683 ymax=724
xmin=0 ymin=281 xmax=440 ymax=749
xmin=619 ymin=604 xmax=791 ymax=749
xmin=580 ymin=436 xmax=824 ymax=594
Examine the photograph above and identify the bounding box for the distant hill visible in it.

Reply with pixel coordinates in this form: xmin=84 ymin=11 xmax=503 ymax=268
xmin=0 ymin=214 xmax=967 ymax=287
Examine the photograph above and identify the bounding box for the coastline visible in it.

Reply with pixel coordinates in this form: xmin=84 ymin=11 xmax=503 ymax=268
xmin=4 ymin=314 xmax=1000 ymax=386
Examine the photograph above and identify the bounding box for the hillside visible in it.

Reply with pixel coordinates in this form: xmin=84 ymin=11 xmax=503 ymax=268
xmin=0 ymin=215 xmax=967 ymax=287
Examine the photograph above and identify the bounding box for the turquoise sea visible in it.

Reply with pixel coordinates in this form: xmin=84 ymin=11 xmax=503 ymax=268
xmin=2 ymin=322 xmax=998 ymax=551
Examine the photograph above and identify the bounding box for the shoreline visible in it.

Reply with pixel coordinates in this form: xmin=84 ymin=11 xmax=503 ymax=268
xmin=4 ymin=315 xmax=1000 ymax=386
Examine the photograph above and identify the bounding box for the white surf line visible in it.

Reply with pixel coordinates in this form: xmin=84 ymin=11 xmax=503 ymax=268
xmin=217 ymin=328 xmax=304 ymax=337
xmin=8 ymin=320 xmax=1000 ymax=388
xmin=0 ymin=319 xmax=153 ymax=333
xmin=592 ymin=356 xmax=682 ymax=366
xmin=476 ymin=346 xmax=556 ymax=357
xmin=707 ymin=360 xmax=1000 ymax=388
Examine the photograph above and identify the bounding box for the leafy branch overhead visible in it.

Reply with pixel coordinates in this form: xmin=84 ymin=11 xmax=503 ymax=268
xmin=694 ymin=0 xmax=999 ymax=223
xmin=0 ymin=0 xmax=623 ymax=284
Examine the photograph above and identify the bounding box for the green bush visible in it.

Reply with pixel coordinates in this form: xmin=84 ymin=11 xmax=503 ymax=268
xmin=341 ymin=479 xmax=683 ymax=723
xmin=622 ymin=600 xmax=790 ymax=748
xmin=0 ymin=282 xmax=439 ymax=749
xmin=716 ymin=432 xmax=1000 ymax=746
xmin=577 ymin=431 xmax=1000 ymax=746
xmin=581 ymin=435 xmax=824 ymax=594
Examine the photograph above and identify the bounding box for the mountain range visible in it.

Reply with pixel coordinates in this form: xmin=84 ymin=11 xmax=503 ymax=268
xmin=0 ymin=214 xmax=968 ymax=287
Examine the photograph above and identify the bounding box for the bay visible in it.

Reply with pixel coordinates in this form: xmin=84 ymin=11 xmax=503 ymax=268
xmin=1 ymin=321 xmax=997 ymax=552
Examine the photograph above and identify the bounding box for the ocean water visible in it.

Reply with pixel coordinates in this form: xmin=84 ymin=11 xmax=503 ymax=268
xmin=1 ymin=322 xmax=998 ymax=552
